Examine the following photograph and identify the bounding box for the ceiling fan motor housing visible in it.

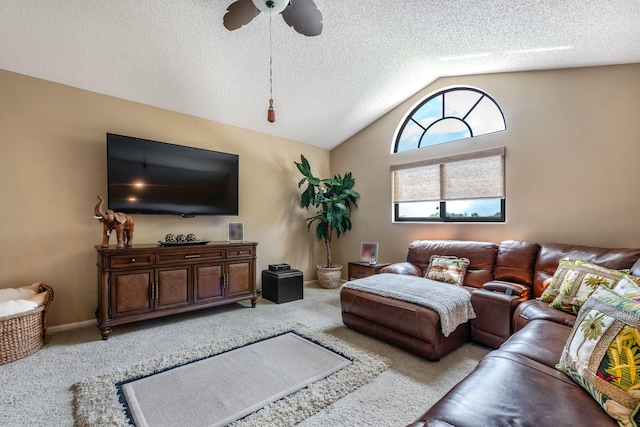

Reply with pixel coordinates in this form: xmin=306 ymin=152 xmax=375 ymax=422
xmin=252 ymin=0 xmax=289 ymax=14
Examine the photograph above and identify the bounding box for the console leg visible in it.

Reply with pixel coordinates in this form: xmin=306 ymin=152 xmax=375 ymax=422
xmin=99 ymin=326 xmax=111 ymax=340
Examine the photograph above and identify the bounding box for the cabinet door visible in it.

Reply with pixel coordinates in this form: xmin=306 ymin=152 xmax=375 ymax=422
xmin=111 ymin=269 xmax=154 ymax=318
xmin=226 ymin=260 xmax=252 ymax=298
xmin=156 ymin=266 xmax=191 ymax=310
xmin=194 ymin=262 xmax=225 ymax=304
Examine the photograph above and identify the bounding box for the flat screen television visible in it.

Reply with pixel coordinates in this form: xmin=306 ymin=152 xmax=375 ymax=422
xmin=106 ymin=133 xmax=239 ymax=216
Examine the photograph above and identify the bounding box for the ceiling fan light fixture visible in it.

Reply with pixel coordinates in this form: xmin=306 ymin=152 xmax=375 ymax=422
xmin=251 ymin=0 xmax=289 ymax=14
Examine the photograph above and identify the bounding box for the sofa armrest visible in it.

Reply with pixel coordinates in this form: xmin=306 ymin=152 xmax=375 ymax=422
xmin=482 ymin=280 xmax=530 ymax=298
xmin=380 ymin=262 xmax=421 ymax=276
xmin=471 ymin=283 xmax=530 ymax=348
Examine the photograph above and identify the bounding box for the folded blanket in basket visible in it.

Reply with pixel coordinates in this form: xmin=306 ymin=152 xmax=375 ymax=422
xmin=342 ymin=273 xmax=476 ymax=337
xmin=0 ymin=299 xmax=38 ymax=317
xmin=0 ymin=282 xmax=47 ymax=317
xmin=0 ymin=288 xmax=35 ymax=303
xmin=0 ymin=282 xmax=43 ymax=303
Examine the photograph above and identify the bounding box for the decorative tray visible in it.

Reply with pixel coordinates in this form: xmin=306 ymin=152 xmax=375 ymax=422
xmin=158 ymin=240 xmax=210 ymax=246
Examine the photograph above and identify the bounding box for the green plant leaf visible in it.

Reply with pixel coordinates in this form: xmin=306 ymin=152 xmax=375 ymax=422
xmin=323 ymin=178 xmax=341 ymax=187
xmin=301 ymin=155 xmax=310 ymax=169
xmin=316 ymin=221 xmax=328 ymax=242
xmin=301 ymin=185 xmax=316 ymax=208
xmin=345 ymin=216 xmax=352 ymax=228
xmin=295 ymin=159 xmax=309 ymax=176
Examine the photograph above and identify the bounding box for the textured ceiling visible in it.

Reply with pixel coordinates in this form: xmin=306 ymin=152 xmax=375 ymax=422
xmin=2 ymin=1 xmax=639 ymax=150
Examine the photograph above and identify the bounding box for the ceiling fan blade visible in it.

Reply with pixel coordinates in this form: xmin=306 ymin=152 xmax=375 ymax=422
xmin=223 ymin=0 xmax=260 ymax=31
xmin=281 ymin=0 xmax=323 ymax=36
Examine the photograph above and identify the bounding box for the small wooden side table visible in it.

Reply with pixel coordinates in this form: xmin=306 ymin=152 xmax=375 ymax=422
xmin=347 ymin=261 xmax=392 ymax=280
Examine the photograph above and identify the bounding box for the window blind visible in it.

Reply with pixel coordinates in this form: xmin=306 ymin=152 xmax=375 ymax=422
xmin=391 ymin=147 xmax=505 ymax=203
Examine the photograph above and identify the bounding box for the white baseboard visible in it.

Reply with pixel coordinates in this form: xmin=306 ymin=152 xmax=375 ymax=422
xmin=48 ymin=319 xmax=96 ymax=334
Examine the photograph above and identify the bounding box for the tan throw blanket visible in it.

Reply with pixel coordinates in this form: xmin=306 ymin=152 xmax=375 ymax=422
xmin=342 ymin=273 xmax=476 ymax=337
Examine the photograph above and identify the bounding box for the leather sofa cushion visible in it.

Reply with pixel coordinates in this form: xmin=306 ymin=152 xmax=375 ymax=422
xmin=533 ymin=243 xmax=640 ymax=297
xmin=513 ymin=299 xmax=576 ymax=332
xmin=493 ymin=240 xmax=540 ymax=286
xmin=414 ymin=350 xmax=617 ymax=427
xmin=499 ymin=319 xmax=570 ymax=368
xmin=380 ymin=261 xmax=421 ymax=276
xmin=406 ymin=240 xmax=498 ymax=288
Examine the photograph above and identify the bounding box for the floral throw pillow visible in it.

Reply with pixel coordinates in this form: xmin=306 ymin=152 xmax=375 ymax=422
xmin=557 ymin=283 xmax=640 ymax=426
xmin=425 ymin=255 xmax=470 ymax=286
xmin=539 ymin=258 xmax=582 ymax=303
xmin=612 ymin=275 xmax=640 ymax=301
xmin=539 ymin=259 xmax=628 ymax=315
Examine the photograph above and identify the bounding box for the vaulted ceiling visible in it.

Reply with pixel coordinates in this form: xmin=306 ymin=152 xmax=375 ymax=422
xmin=2 ymin=1 xmax=639 ymax=150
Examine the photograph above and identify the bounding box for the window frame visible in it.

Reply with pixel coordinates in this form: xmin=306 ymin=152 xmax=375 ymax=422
xmin=393 ymin=87 xmax=506 ymax=153
xmin=391 ymin=147 xmax=506 ymax=223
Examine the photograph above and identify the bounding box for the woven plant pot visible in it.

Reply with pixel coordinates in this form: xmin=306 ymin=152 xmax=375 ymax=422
xmin=317 ymin=264 xmax=343 ymax=289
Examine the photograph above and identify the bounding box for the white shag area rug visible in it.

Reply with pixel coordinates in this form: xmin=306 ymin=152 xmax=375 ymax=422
xmin=73 ymin=323 xmax=391 ymax=427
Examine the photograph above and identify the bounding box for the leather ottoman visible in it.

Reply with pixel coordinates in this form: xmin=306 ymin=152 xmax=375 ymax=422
xmin=340 ymin=287 xmax=469 ymax=361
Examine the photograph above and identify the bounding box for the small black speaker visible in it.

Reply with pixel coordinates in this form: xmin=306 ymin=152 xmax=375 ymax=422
xmin=268 ymin=263 xmax=291 ymax=271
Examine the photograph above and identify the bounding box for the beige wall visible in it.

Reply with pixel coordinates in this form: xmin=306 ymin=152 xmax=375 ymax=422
xmin=3 ymin=63 xmax=639 ymax=327
xmin=0 ymin=70 xmax=328 ymax=326
xmin=330 ymin=63 xmax=640 ymax=269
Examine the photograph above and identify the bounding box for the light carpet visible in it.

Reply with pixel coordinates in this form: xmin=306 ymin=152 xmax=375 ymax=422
xmin=73 ymin=324 xmax=390 ymax=427
xmin=0 ymin=283 xmax=490 ymax=426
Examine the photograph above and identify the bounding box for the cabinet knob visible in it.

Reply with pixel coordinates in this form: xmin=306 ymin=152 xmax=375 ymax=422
xmin=130 ymin=258 xmax=136 ymax=263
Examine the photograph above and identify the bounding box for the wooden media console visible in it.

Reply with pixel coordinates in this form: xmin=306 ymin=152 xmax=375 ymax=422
xmin=95 ymin=241 xmax=257 ymax=339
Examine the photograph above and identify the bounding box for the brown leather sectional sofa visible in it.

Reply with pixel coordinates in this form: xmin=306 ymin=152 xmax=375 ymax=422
xmin=339 ymin=239 xmax=640 ymax=426
xmin=341 ymin=239 xmax=541 ymax=360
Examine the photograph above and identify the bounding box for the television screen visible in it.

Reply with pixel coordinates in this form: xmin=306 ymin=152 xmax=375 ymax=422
xmin=107 ymin=133 xmax=239 ymax=216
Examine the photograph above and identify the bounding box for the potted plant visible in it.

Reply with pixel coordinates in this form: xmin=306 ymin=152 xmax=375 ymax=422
xmin=295 ymin=155 xmax=360 ymax=288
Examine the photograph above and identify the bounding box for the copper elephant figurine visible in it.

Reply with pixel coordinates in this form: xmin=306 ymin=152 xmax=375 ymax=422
xmin=94 ymin=196 xmax=134 ymax=248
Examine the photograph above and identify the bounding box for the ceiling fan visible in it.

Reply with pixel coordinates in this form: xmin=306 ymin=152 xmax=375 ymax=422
xmin=224 ymin=0 xmax=323 ymax=37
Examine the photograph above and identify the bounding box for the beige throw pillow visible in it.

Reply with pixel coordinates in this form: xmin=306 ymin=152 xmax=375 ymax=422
xmin=425 ymin=255 xmax=470 ymax=286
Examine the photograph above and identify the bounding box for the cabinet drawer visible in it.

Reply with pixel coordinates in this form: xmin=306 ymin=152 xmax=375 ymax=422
xmin=347 ymin=262 xmax=391 ymax=279
xmin=111 ymin=254 xmax=153 ymax=269
xmin=349 ymin=264 xmax=372 ymax=279
xmin=156 ymin=249 xmax=225 ymax=264
xmin=226 ymin=247 xmax=254 ymax=259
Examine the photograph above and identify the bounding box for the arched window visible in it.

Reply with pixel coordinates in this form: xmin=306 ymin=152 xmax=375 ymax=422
xmin=394 ymin=87 xmax=505 ymax=152
xmin=392 ymin=87 xmax=506 ymax=223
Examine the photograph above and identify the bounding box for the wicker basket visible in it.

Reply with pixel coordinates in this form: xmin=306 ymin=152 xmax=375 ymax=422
xmin=0 ymin=283 xmax=54 ymax=365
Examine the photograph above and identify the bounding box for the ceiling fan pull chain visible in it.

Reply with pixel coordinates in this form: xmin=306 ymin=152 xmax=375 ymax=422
xmin=267 ymin=5 xmax=276 ymax=123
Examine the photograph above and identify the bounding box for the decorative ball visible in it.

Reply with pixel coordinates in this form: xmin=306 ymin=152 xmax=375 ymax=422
xmin=186 ymin=233 xmax=197 ymax=241
xmin=164 ymin=233 xmax=176 ymax=242
xmin=176 ymin=234 xmax=186 ymax=242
